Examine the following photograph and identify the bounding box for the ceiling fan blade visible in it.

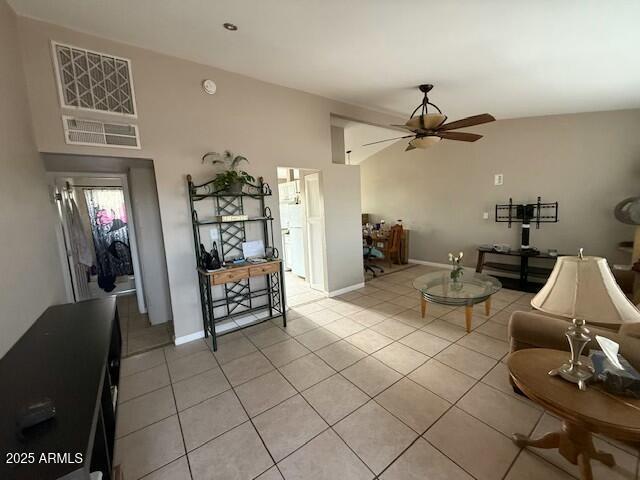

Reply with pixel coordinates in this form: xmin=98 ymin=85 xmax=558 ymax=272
xmin=362 ymin=135 xmax=413 ymax=147
xmin=436 ymin=131 xmax=483 ymax=142
xmin=391 ymin=124 xmax=418 ymax=132
xmin=438 ymin=113 xmax=495 ymax=131
xmin=405 ymin=144 xmax=416 ymax=151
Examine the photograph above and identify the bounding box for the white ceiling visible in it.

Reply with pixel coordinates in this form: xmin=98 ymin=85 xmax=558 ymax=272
xmin=10 ymin=0 xmax=640 ymax=120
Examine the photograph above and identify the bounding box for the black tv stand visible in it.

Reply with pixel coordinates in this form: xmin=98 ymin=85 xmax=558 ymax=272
xmin=0 ymin=298 xmax=121 ymax=480
xmin=476 ymin=246 xmax=562 ymax=292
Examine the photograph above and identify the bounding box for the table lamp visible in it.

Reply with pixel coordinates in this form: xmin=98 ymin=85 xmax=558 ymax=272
xmin=531 ymin=249 xmax=640 ymax=390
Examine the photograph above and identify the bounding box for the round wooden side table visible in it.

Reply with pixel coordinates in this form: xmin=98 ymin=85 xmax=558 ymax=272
xmin=508 ymin=348 xmax=640 ymax=480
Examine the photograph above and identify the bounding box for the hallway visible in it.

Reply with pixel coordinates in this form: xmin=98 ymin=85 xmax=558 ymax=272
xmin=117 ymin=294 xmax=173 ymax=356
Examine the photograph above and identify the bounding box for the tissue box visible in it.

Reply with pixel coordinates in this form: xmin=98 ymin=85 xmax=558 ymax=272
xmin=590 ymin=350 xmax=640 ymax=398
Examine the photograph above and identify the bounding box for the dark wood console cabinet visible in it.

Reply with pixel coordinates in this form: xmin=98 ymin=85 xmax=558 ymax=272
xmin=0 ymin=297 xmax=121 ymax=480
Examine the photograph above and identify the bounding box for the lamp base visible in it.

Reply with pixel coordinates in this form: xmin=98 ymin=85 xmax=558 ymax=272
xmin=549 ymin=362 xmax=594 ymax=391
xmin=548 ymin=318 xmax=594 ymax=391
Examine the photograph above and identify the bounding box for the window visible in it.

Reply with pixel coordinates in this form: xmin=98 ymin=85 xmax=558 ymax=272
xmin=52 ymin=42 xmax=137 ymax=116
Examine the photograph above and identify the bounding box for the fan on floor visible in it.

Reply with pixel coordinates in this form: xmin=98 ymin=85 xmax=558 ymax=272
xmin=363 ymin=84 xmax=496 ymax=151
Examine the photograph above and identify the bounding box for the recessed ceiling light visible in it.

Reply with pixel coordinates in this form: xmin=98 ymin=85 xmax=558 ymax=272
xmin=223 ymin=23 xmax=238 ymax=31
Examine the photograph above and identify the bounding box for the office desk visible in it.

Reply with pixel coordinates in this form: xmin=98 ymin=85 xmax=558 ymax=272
xmin=364 ymin=230 xmax=410 ymax=265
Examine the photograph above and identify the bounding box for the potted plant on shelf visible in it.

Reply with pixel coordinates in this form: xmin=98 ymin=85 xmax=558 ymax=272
xmin=202 ymin=150 xmax=255 ymax=194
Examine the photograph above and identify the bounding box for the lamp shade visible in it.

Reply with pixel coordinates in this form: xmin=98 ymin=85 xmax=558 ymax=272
xmin=531 ymin=255 xmax=640 ymax=326
xmin=409 ymin=136 xmax=441 ymax=149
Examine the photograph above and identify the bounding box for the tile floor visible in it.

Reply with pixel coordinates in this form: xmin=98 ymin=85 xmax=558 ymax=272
xmin=363 ymin=260 xmax=417 ymax=281
xmin=114 ymin=266 xmax=640 ymax=479
xmin=117 ymin=294 xmax=174 ymax=356
xmin=284 ymin=271 xmax=325 ymax=307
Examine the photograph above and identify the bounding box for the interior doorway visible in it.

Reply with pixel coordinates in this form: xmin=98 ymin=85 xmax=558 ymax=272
xmin=46 ymin=156 xmax=174 ymax=357
xmin=277 ymin=167 xmax=327 ymax=307
xmin=51 ymin=174 xmax=144 ymax=305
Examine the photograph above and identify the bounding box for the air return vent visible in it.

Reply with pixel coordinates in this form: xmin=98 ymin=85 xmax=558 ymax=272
xmin=62 ymin=116 xmax=141 ymax=149
xmin=52 ymin=41 xmax=137 ymax=116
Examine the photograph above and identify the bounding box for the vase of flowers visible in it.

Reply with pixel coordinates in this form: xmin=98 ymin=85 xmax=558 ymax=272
xmin=202 ymin=150 xmax=255 ymax=194
xmin=448 ymin=251 xmax=464 ymax=291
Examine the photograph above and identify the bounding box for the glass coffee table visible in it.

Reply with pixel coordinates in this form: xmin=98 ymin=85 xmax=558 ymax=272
xmin=413 ymin=271 xmax=502 ymax=332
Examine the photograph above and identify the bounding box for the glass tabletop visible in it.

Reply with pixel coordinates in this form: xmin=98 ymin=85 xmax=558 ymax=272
xmin=412 ymin=270 xmax=502 ymax=305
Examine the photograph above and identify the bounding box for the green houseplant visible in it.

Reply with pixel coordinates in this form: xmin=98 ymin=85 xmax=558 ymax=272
xmin=202 ymin=150 xmax=255 ymax=194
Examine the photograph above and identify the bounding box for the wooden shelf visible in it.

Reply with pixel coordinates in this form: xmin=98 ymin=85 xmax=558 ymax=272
xmin=198 ymin=260 xmax=281 ymax=285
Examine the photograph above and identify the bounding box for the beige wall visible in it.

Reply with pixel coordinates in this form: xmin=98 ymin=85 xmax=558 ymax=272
xmin=361 ymin=109 xmax=640 ymax=270
xmin=128 ymin=166 xmax=173 ymax=324
xmin=330 ymin=126 xmax=345 ymax=164
xmin=17 ymin=16 xmax=403 ymax=340
xmin=0 ymin=1 xmax=65 ymax=356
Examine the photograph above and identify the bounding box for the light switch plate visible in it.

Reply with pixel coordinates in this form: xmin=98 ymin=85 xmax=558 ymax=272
xmin=494 ymin=173 xmax=504 ymax=186
xmin=483 ymin=212 xmax=490 ymax=220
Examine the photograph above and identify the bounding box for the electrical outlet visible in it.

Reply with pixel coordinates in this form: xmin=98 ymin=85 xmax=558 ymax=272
xmin=483 ymin=212 xmax=489 ymax=220
xmin=494 ymin=173 xmax=504 ymax=186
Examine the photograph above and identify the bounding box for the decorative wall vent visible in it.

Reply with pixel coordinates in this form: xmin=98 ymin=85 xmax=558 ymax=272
xmin=62 ymin=116 xmax=141 ymax=149
xmin=52 ymin=41 xmax=137 ymax=116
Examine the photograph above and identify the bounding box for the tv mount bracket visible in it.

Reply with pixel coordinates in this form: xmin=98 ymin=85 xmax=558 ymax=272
xmin=495 ymin=197 xmax=558 ymax=250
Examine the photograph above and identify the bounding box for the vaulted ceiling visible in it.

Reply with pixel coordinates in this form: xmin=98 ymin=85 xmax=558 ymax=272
xmin=10 ymin=0 xmax=640 ymax=120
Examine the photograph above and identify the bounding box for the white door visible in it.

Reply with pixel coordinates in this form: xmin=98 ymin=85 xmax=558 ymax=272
xmin=304 ymin=173 xmax=326 ymax=291
xmin=54 ymin=180 xmax=91 ymax=302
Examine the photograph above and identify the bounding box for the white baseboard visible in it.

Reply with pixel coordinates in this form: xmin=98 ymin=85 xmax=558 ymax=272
xmin=174 ymin=329 xmax=205 ymax=346
xmin=328 ymin=282 xmax=365 ymax=297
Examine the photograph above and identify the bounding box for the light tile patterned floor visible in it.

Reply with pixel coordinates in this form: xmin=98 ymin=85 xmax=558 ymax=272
xmin=114 ymin=266 xmax=640 ymax=479
xmin=117 ymin=294 xmax=173 ymax=356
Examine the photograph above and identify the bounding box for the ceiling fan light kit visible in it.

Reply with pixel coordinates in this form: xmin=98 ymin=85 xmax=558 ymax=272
xmin=409 ymin=137 xmax=441 ymax=149
xmin=362 ymin=83 xmax=496 ymax=151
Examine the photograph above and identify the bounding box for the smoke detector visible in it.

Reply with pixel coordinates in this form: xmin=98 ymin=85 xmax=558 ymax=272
xmin=202 ymin=79 xmax=217 ymax=95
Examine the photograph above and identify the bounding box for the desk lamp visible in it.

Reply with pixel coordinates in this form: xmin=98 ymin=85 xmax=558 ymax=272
xmin=531 ymin=249 xmax=640 ymax=390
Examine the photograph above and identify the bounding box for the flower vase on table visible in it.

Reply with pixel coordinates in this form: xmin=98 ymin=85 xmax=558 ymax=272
xmin=449 ymin=251 xmax=464 ymax=291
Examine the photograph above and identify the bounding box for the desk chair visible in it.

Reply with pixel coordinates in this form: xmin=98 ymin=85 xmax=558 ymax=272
xmin=363 ymin=236 xmax=384 ymax=276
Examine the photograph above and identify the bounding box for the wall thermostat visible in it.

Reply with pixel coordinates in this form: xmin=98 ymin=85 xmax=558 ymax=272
xmin=202 ymin=79 xmax=217 ymax=95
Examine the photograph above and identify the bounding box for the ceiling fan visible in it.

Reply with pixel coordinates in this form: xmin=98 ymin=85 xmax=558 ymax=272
xmin=363 ymin=84 xmax=496 ymax=151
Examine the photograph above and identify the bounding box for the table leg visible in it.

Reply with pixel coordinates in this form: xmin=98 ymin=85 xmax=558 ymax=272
xmin=484 ymin=297 xmax=492 ymax=316
xmin=464 ymin=305 xmax=472 ymax=332
xmin=512 ymin=420 xmax=615 ymax=480
xmin=513 ymin=432 xmax=560 ymax=449
xmin=577 ymin=454 xmax=593 ymax=480
xmin=421 ymin=296 xmax=427 ymax=318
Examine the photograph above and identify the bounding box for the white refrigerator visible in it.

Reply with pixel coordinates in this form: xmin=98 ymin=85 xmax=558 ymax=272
xmin=284 ymin=204 xmax=306 ymax=278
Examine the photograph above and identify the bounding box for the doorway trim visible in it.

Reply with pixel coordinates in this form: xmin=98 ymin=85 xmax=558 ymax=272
xmin=303 ymin=171 xmax=328 ymax=292
xmin=48 ymin=171 xmax=147 ymax=314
